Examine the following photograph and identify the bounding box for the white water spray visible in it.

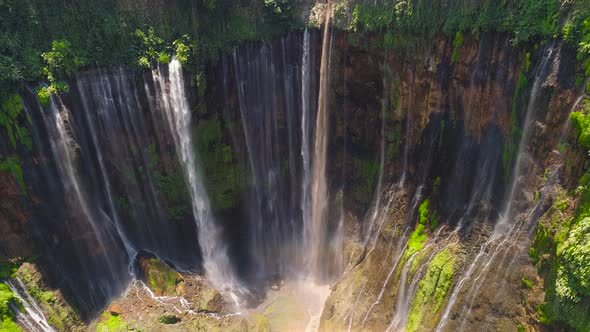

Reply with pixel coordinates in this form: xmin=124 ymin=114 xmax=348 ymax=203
xmin=7 ymin=278 xmax=56 ymax=332
xmin=152 ymin=59 xmax=238 ymax=295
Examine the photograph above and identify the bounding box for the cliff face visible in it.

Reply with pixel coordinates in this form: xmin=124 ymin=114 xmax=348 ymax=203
xmin=317 ymin=32 xmax=585 ymax=331
xmin=0 ymin=27 xmax=586 ymax=329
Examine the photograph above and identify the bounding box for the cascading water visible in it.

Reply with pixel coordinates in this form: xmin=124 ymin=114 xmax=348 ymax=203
xmin=7 ymin=278 xmax=55 ymax=332
xmin=24 ymin=95 xmax=131 ymax=316
xmin=76 ymin=76 xmax=136 ymax=260
xmin=307 ymin=0 xmax=332 ymax=280
xmin=75 ymin=68 xmax=204 ymax=269
xmin=230 ymin=32 xmax=311 ymax=279
xmin=435 ymin=43 xmax=557 ymax=332
xmin=301 ymin=27 xmax=313 ymax=273
xmin=151 ymin=59 xmax=238 ymax=292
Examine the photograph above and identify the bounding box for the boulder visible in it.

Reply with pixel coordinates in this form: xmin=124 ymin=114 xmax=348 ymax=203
xmin=135 ymin=253 xmax=183 ymax=296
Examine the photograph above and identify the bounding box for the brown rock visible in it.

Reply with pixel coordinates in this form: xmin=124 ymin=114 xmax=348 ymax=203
xmin=109 ymin=303 xmax=123 ymax=316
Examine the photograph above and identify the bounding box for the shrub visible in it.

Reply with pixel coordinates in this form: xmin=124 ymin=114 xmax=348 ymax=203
xmin=556 ymin=217 xmax=590 ymax=301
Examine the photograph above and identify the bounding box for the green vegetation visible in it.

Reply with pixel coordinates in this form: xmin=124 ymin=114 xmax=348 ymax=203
xmin=433 ymin=176 xmax=442 ymax=194
xmin=141 ymin=258 xmax=181 ymax=297
xmin=504 ymin=53 xmax=530 ymax=174
xmin=0 ymin=261 xmax=19 ymax=280
xmin=571 ymin=105 xmax=590 ymax=149
xmin=347 ymin=0 xmax=558 ymax=47
xmin=159 ymin=314 xmax=181 ymax=324
xmin=404 ymin=199 xmax=431 ymax=261
xmin=194 ymin=115 xmax=244 ymax=210
xmin=555 ymin=217 xmax=590 ymax=303
xmin=405 ymin=223 xmax=427 ymax=262
xmin=145 ymin=144 xmax=192 ymax=221
xmin=352 ymin=157 xmax=379 ymax=207
xmin=419 ymin=199 xmax=430 ymax=225
xmin=134 ymin=27 xmax=169 ymax=68
xmin=529 ymin=106 xmax=590 ymax=331
xmin=562 ymin=1 xmax=590 ymax=90
xmin=0 ymin=94 xmax=31 ymax=151
xmin=0 ymin=156 xmax=26 ymax=193
xmin=0 ymin=283 xmax=22 ymax=332
xmin=15 ymin=264 xmax=81 ymax=331
xmin=37 ymin=40 xmax=86 ymax=105
xmin=406 ymin=248 xmax=455 ymax=332
xmin=0 ymin=93 xmax=31 ymax=193
xmin=0 ymin=0 xmax=299 ymax=101
xmin=522 ymin=277 xmax=535 ymax=289
xmin=96 ymin=312 xmax=128 ymax=332
xmin=451 ymin=31 xmax=464 ymax=63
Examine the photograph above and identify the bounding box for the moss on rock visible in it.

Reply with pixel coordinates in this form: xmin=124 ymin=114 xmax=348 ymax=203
xmin=351 ymin=156 xmax=379 ymax=207
xmin=15 ymin=263 xmax=82 ymax=331
xmin=194 ymin=114 xmax=245 ymax=211
xmin=137 ymin=256 xmax=182 ymax=297
xmin=406 ymin=247 xmax=455 ymax=332
xmin=0 ymin=282 xmax=22 ymax=332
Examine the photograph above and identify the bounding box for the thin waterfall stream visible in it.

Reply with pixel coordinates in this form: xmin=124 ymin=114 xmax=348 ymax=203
xmin=152 ymin=59 xmax=239 ymax=295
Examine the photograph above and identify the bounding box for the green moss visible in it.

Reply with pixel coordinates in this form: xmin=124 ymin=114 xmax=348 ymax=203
xmin=451 ymin=31 xmax=464 ymax=63
xmin=419 ymin=199 xmax=429 ymax=225
xmin=521 ymin=278 xmax=534 ymax=289
xmin=145 ymin=144 xmax=192 ymax=221
xmin=386 ymin=122 xmax=402 ymax=160
xmin=194 ymin=115 xmax=244 ymax=210
xmin=504 ymin=69 xmax=528 ymax=174
xmin=0 ymin=282 xmax=23 ymax=332
xmin=433 ymin=177 xmax=441 ymax=193
xmin=555 ymin=200 xmax=568 ymax=212
xmin=530 ymin=223 xmax=551 ymax=263
xmin=571 ymin=109 xmax=590 ymax=150
xmin=406 ymin=248 xmax=455 ymax=332
xmin=405 ymin=224 xmax=426 ymax=262
xmin=143 ymin=258 xmax=180 ymax=296
xmin=158 ymin=314 xmax=180 ymax=324
xmin=532 ymin=188 xmax=590 ymax=331
xmin=15 ymin=264 xmax=82 ymax=332
xmin=249 ymin=313 xmax=271 ymax=332
xmin=0 ymin=262 xmax=19 ymax=279
xmin=352 ymin=156 xmax=379 ymax=207
xmin=0 ymin=156 xmax=26 ymax=194
xmin=97 ymin=312 xmax=128 ymax=332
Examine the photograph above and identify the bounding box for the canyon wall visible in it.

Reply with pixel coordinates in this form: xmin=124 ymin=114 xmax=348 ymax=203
xmin=0 ymin=27 xmax=586 ymax=330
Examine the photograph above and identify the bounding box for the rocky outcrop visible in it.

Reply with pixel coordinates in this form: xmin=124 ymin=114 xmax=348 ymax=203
xmin=15 ymin=263 xmax=84 ymax=331
xmin=318 ymin=30 xmax=585 ymax=331
xmin=136 ymin=253 xmax=185 ymax=297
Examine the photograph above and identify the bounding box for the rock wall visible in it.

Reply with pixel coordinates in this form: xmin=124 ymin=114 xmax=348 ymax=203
xmin=0 ymin=28 xmax=586 ymax=330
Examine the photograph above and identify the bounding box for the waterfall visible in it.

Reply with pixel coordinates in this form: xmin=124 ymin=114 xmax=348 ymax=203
xmin=152 ymin=59 xmax=237 ymax=291
xmin=301 ymin=28 xmax=313 ymax=272
xmin=435 ymin=43 xmax=557 ymax=332
xmin=307 ymin=0 xmax=332 ymax=279
xmin=231 ymin=33 xmax=305 ymax=279
xmin=76 ymin=76 xmax=136 ymax=261
xmin=29 ymin=97 xmax=131 ymax=314
xmin=493 ymin=43 xmax=556 ymax=237
xmin=73 ymin=68 xmax=204 ymax=270
xmin=7 ymin=278 xmax=55 ymax=332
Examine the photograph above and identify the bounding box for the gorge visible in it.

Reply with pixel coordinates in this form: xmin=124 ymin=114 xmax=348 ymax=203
xmin=1 ymin=1 xmax=590 ymax=331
